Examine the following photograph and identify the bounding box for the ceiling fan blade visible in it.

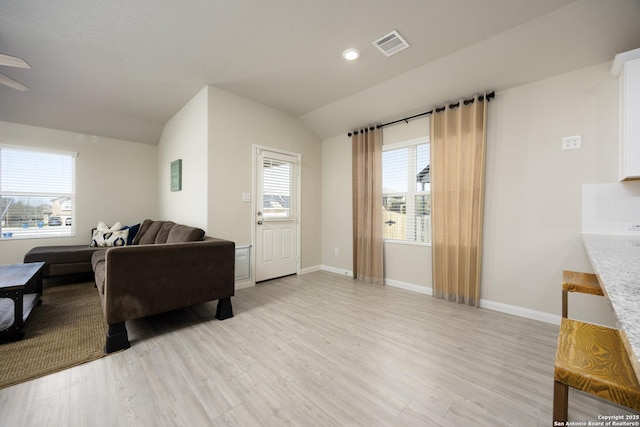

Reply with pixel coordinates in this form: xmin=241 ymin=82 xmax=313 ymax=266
xmin=0 ymin=73 xmax=30 ymax=91
xmin=0 ymin=53 xmax=31 ymax=69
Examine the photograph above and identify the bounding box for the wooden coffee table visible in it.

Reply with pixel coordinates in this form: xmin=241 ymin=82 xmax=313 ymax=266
xmin=0 ymin=262 xmax=45 ymax=341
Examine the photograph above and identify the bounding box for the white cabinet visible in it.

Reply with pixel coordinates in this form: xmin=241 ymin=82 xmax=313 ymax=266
xmin=612 ymin=48 xmax=640 ymax=181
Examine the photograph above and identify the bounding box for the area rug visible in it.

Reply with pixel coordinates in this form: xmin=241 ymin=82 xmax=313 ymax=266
xmin=0 ymin=282 xmax=106 ymax=389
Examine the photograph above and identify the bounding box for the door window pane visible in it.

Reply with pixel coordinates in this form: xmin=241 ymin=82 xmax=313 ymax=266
xmin=262 ymin=158 xmax=292 ymax=218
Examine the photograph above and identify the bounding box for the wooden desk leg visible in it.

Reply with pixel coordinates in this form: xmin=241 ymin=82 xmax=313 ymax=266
xmin=553 ymin=380 xmax=569 ymax=423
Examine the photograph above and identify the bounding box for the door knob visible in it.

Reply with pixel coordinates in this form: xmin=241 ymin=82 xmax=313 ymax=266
xmin=257 ymin=220 xmax=263 ymax=225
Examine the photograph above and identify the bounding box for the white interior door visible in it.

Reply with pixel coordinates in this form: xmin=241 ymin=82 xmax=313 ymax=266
xmin=254 ymin=148 xmax=300 ymax=282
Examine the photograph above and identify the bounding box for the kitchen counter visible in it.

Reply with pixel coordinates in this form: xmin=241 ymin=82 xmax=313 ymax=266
xmin=582 ymin=233 xmax=640 ymax=381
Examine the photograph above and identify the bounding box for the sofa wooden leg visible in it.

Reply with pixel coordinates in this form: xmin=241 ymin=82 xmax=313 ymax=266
xmin=105 ymin=322 xmax=130 ymax=354
xmin=215 ymin=297 xmax=234 ymax=320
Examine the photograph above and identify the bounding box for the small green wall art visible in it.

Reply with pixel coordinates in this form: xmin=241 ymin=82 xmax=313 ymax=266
xmin=170 ymin=159 xmax=182 ymax=191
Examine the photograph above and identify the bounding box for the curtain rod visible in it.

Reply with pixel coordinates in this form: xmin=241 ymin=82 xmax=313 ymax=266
xmin=348 ymin=91 xmax=495 ymax=137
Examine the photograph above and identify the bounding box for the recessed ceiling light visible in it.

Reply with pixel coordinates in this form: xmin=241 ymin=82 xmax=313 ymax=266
xmin=342 ymin=48 xmax=360 ymax=61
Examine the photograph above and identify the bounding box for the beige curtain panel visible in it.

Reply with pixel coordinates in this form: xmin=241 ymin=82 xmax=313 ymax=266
xmin=431 ymin=95 xmax=488 ymax=306
xmin=352 ymin=128 xmax=384 ymax=285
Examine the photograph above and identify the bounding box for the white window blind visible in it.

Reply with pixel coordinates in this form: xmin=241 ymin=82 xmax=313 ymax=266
xmin=382 ymin=138 xmax=431 ymax=244
xmin=0 ymin=146 xmax=76 ymax=239
xmin=262 ymin=157 xmax=292 ymax=219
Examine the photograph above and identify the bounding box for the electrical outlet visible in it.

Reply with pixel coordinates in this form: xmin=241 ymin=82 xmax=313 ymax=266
xmin=627 ymin=223 xmax=640 ymax=232
xmin=334 ymin=248 xmax=339 ymax=256
xmin=562 ymin=135 xmax=582 ymax=150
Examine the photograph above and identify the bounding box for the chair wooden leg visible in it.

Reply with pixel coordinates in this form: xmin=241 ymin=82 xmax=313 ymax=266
xmin=553 ymin=380 xmax=569 ymax=424
xmin=562 ymin=289 xmax=568 ymax=318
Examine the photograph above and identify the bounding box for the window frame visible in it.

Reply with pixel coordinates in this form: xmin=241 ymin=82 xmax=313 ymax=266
xmin=0 ymin=144 xmax=77 ymax=240
xmin=382 ymin=136 xmax=431 ymax=246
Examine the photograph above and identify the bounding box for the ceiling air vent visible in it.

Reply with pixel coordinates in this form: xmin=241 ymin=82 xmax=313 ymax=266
xmin=372 ymin=30 xmax=409 ymax=57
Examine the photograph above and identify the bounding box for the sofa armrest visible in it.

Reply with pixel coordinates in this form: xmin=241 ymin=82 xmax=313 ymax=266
xmin=103 ymin=237 xmax=234 ymax=324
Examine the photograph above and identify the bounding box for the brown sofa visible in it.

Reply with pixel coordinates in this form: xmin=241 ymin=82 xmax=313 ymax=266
xmin=23 ymin=244 xmax=102 ymax=284
xmin=25 ymin=219 xmax=235 ymax=353
xmin=91 ymin=219 xmax=235 ymax=353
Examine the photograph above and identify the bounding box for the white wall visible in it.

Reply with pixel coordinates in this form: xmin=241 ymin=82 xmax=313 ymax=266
xmin=157 ymin=86 xmax=209 ymax=230
xmin=0 ymin=121 xmax=157 ymax=265
xmin=321 ymin=134 xmax=352 ymax=275
xmin=321 ymin=61 xmax=621 ymax=324
xmin=482 ymin=61 xmax=618 ymax=325
xmin=206 ymin=86 xmax=322 ymax=271
xmin=154 ymin=85 xmax=323 ymax=274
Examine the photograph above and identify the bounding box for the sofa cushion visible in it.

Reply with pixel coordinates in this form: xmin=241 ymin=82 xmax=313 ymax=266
xmin=134 ymin=220 xmax=174 ymax=245
xmin=155 ymin=221 xmax=176 ymax=244
xmin=91 ymin=251 xmax=106 ymax=294
xmin=24 ymin=245 xmax=104 ymax=279
xmin=132 ymin=219 xmax=153 ymax=245
xmin=131 ymin=219 xmax=205 ymax=245
xmin=166 ymin=224 xmax=205 ymax=243
xmin=135 ymin=220 xmax=166 ymax=245
xmin=25 ymin=245 xmax=103 ymax=265
xmin=91 ymin=250 xmax=106 ymax=270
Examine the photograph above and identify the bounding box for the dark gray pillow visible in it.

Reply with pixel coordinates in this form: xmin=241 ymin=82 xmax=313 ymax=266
xmin=154 ymin=221 xmax=176 ymax=244
xmin=166 ymin=224 xmax=205 ymax=243
xmin=135 ymin=220 xmax=165 ymax=245
xmin=132 ymin=219 xmax=154 ymax=245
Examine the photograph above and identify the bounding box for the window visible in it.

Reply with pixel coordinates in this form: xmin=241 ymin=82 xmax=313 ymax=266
xmin=262 ymin=156 xmax=293 ymax=219
xmin=0 ymin=145 xmax=76 ymax=239
xmin=382 ymin=137 xmax=431 ymax=244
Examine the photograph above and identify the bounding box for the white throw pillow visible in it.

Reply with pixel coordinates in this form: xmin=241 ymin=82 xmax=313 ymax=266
xmin=96 ymin=221 xmax=123 ymax=232
xmin=90 ymin=228 xmax=129 ymax=247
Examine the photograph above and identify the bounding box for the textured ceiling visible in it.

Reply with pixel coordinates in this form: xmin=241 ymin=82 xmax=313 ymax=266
xmin=0 ymin=0 xmax=639 ymax=144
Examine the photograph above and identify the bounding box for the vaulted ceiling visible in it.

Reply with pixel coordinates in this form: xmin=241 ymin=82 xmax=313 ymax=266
xmin=1 ymin=0 xmax=639 ymax=144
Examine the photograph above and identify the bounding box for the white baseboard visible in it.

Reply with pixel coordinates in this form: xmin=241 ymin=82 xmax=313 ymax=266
xmin=235 ymin=280 xmax=254 ymax=290
xmin=310 ymin=267 xmax=559 ymax=325
xmin=479 ymin=299 xmax=560 ymax=325
xmin=319 ymin=265 xmax=354 ymax=277
xmin=384 ymin=279 xmax=433 ymax=296
xmin=382 ymin=279 xmax=557 ymax=325
xmin=300 ymin=265 xmax=322 ymax=275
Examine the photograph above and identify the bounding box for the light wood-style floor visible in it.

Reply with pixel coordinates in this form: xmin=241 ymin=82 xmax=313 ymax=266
xmin=1 ymin=271 xmax=637 ymax=426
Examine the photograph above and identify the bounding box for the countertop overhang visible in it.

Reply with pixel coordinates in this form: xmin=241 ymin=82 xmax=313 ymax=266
xmin=582 ymin=233 xmax=640 ymax=381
